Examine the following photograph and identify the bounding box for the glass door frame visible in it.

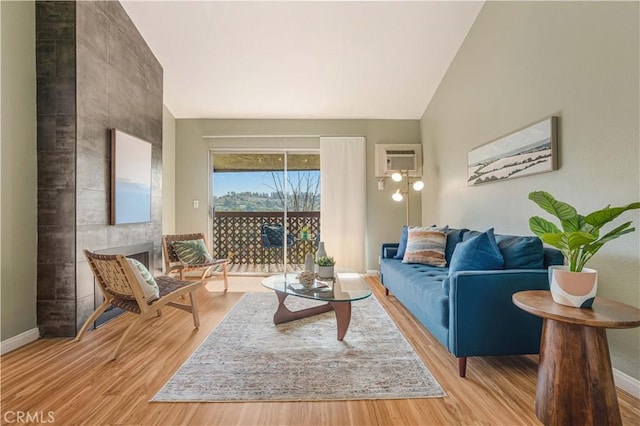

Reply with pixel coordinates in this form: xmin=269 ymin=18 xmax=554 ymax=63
xmin=208 ymin=148 xmax=320 ymax=274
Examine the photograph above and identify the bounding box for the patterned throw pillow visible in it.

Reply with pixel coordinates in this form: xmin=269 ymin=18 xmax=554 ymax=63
xmin=127 ymin=258 xmax=160 ymax=303
xmin=402 ymin=226 xmax=449 ymax=267
xmin=172 ymin=239 xmax=214 ymax=265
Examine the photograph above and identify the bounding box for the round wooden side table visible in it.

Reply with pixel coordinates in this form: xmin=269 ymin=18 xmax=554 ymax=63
xmin=513 ymin=290 xmax=640 ymax=426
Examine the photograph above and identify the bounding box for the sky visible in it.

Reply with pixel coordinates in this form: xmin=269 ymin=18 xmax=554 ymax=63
xmin=212 ymin=171 xmax=320 ymax=196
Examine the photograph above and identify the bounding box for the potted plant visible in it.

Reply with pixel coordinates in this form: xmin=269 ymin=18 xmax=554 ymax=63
xmin=316 ymin=256 xmax=336 ymax=279
xmin=528 ymin=191 xmax=639 ymax=308
xmin=300 ymin=225 xmax=310 ymax=241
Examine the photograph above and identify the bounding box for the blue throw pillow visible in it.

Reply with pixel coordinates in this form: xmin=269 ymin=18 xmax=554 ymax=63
xmin=445 ymin=228 xmax=468 ymax=265
xmin=394 ymin=225 xmax=409 ymax=259
xmin=449 ymin=228 xmax=504 ymax=275
xmin=495 ymin=235 xmax=544 ymax=269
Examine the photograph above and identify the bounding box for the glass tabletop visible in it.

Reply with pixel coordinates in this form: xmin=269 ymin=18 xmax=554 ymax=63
xmin=261 ymin=272 xmax=372 ymax=303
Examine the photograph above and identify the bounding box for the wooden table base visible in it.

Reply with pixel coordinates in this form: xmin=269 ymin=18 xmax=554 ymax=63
xmin=536 ymin=318 xmax=621 ymax=426
xmin=273 ymin=291 xmax=352 ymax=340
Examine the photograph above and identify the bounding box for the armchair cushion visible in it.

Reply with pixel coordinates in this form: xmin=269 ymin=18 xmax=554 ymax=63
xmin=263 ymin=225 xmax=285 ymax=246
xmin=172 ymin=239 xmax=214 ymax=265
xmin=126 ymin=258 xmax=160 ymax=303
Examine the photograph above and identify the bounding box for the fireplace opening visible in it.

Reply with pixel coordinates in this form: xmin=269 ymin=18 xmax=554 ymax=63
xmin=94 ymin=242 xmax=154 ymax=327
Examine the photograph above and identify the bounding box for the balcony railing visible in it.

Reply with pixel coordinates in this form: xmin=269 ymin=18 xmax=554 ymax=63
xmin=212 ymin=211 xmax=320 ymax=268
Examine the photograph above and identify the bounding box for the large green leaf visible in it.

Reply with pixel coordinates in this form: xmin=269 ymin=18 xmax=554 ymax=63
xmin=567 ymin=232 xmax=597 ymax=250
xmin=584 ymin=202 xmax=640 ymax=227
xmin=529 ymin=191 xmax=578 ymax=231
xmin=529 ymin=216 xmax=561 ymax=237
xmin=539 ymin=233 xmax=568 ymax=250
xmin=588 ymin=222 xmax=634 ymax=250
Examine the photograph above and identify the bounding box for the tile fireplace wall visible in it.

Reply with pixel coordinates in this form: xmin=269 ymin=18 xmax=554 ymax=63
xmin=36 ymin=0 xmax=163 ymax=337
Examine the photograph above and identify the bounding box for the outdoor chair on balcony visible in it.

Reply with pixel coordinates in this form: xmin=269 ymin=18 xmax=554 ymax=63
xmin=162 ymin=233 xmax=229 ymax=291
xmin=76 ymin=250 xmax=204 ymax=360
xmin=260 ymin=223 xmax=296 ymax=272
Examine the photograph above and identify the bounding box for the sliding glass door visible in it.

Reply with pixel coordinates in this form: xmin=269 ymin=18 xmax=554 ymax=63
xmin=210 ymin=151 xmax=320 ymax=275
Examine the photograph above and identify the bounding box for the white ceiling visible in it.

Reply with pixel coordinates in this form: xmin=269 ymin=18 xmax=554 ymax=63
xmin=121 ymin=1 xmax=483 ymax=120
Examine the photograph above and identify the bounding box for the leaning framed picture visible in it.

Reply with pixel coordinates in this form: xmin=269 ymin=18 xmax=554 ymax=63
xmin=467 ymin=116 xmax=558 ymax=186
xmin=111 ymin=129 xmax=152 ymax=225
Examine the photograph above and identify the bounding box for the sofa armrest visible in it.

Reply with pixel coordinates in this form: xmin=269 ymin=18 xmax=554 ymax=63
xmin=381 ymin=243 xmax=399 ymax=260
xmin=447 ymin=269 xmax=550 ymax=357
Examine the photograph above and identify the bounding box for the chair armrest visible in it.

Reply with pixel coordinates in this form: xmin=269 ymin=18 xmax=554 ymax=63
xmin=381 ymin=243 xmax=399 ymax=260
xmin=447 ymin=269 xmax=550 ymax=357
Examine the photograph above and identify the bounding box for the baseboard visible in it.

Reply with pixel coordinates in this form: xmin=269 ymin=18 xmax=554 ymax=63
xmin=613 ymin=368 xmax=640 ymax=399
xmin=365 ymin=270 xmax=379 ymax=276
xmin=1 ymin=327 xmax=39 ymax=355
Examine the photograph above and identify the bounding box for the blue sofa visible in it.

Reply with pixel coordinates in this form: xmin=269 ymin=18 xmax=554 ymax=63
xmin=380 ymin=228 xmax=563 ymax=377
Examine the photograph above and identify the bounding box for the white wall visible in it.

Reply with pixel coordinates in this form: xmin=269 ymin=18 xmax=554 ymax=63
xmin=0 ymin=0 xmax=37 ymax=341
xmin=421 ymin=1 xmax=639 ymax=380
xmin=162 ymin=105 xmax=176 ymax=237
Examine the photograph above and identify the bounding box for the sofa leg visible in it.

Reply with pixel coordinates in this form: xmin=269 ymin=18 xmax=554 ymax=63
xmin=385 ymin=287 xmax=389 ymax=296
xmin=458 ymin=357 xmax=467 ymax=377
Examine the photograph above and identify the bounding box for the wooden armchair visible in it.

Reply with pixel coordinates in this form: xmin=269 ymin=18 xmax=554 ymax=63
xmin=162 ymin=233 xmax=229 ymax=291
xmin=76 ymin=250 xmax=204 ymax=360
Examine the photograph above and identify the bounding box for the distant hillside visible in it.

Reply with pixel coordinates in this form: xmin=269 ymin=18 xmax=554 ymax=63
xmin=213 ymin=191 xmax=320 ymax=212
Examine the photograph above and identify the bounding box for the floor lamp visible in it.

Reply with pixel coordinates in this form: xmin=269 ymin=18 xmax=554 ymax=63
xmin=390 ymin=171 xmax=424 ymax=225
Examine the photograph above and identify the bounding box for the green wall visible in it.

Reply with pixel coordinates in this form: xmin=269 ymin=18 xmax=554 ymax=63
xmin=175 ymin=119 xmax=421 ymax=271
xmin=1 ymin=0 xmax=37 ymax=341
xmin=421 ymin=1 xmax=639 ymax=380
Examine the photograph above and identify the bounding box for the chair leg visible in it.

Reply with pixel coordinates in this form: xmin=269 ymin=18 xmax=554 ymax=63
xmin=75 ymin=299 xmax=111 ymax=342
xmin=189 ymin=290 xmax=200 ymax=328
xmin=111 ymin=315 xmax=146 ymax=360
xmin=222 ymin=262 xmax=229 ymax=292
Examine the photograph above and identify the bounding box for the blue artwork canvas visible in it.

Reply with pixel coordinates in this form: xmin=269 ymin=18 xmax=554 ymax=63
xmin=111 ymin=129 xmax=152 ymax=224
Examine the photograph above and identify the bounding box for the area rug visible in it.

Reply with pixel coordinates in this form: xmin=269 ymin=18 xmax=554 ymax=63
xmin=152 ymin=292 xmax=445 ymax=402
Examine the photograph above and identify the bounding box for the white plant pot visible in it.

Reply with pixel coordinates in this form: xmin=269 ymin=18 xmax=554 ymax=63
xmin=317 ymin=265 xmax=334 ymax=279
xmin=548 ymin=265 xmax=597 ymax=308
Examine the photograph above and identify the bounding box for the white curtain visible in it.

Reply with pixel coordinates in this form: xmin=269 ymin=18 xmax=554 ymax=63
xmin=319 ymin=137 xmax=366 ymax=273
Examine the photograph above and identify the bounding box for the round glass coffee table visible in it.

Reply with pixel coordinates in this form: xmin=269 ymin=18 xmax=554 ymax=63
xmin=261 ymin=272 xmax=372 ymax=341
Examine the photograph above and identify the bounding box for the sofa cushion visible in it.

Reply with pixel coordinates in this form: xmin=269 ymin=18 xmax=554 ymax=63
xmin=394 ymin=225 xmax=410 ymax=259
xmin=445 ymin=228 xmax=468 ymax=264
xmin=449 ymin=228 xmax=504 ymax=275
xmin=403 ymin=226 xmax=448 ymax=267
xmin=495 ymin=235 xmax=544 ymax=269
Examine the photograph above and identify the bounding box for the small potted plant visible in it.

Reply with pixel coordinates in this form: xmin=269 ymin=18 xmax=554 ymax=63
xmin=528 ymin=191 xmax=639 ymax=307
xmin=316 ymin=256 xmax=336 ymax=279
xmin=300 ymin=225 xmax=310 ymax=241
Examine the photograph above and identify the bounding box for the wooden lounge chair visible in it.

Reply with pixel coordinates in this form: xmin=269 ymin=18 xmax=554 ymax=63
xmin=75 ymin=250 xmax=204 ymax=360
xmin=162 ymin=233 xmax=229 ymax=291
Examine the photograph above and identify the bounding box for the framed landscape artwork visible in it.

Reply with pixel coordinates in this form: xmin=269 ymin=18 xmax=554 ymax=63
xmin=467 ymin=116 xmax=558 ymax=186
xmin=111 ymin=129 xmax=152 ymax=225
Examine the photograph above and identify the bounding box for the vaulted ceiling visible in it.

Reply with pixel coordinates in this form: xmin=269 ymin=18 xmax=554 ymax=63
xmin=121 ymin=1 xmax=483 ymax=119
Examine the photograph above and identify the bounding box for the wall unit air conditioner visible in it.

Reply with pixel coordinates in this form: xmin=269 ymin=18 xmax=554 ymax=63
xmin=374 ymin=144 xmax=422 ymax=177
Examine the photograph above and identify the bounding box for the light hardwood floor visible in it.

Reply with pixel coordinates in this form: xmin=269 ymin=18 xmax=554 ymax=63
xmin=1 ymin=276 xmax=639 ymax=425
